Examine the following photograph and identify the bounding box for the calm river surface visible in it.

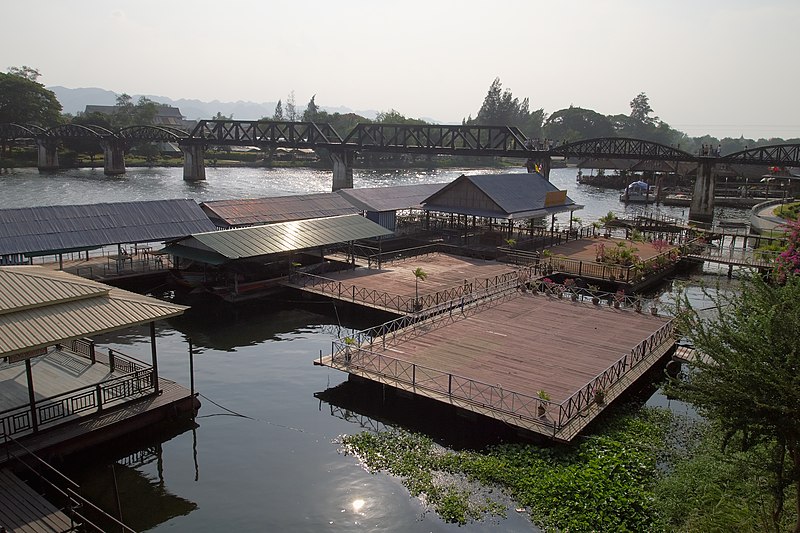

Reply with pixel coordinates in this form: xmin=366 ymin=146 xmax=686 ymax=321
xmin=1 ymin=165 xmax=741 ymax=531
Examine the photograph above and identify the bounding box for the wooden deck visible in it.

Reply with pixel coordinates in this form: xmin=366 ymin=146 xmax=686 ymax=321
xmin=289 ymin=252 xmax=526 ymax=315
xmin=319 ymin=291 xmax=675 ymax=442
xmin=0 ymin=467 xmax=74 ymax=533
xmin=0 ymin=350 xmax=124 ymax=411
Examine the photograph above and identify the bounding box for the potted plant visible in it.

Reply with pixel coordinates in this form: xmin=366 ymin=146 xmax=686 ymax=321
xmin=594 ymin=388 xmax=606 ymax=405
xmin=412 ymin=267 xmax=427 ymax=312
xmin=537 ymin=390 xmax=551 ymax=417
xmin=634 ymin=295 xmax=643 ymax=313
xmin=588 ymin=284 xmax=600 ymax=305
xmin=614 ymin=289 xmax=625 ymax=309
xmin=650 ymin=297 xmax=660 ymax=316
xmin=564 ymin=278 xmax=578 ymax=301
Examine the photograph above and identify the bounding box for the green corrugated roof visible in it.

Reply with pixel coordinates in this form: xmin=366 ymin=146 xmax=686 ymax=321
xmin=172 ymin=214 xmax=393 ymax=261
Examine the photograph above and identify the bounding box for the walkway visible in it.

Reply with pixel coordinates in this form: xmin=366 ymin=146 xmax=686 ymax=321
xmin=0 ymin=468 xmax=73 ymax=533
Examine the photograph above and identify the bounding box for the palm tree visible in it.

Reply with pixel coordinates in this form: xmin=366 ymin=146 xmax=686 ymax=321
xmin=412 ymin=267 xmax=427 ymax=309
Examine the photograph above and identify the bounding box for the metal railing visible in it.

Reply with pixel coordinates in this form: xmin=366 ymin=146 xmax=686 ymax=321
xmin=2 ymin=434 xmax=136 ymax=532
xmin=499 ymin=246 xmax=680 ymax=284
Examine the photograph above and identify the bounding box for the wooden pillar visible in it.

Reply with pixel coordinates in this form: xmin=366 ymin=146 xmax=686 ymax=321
xmin=25 ymin=359 xmax=38 ymax=432
xmin=150 ymin=322 xmax=160 ymax=392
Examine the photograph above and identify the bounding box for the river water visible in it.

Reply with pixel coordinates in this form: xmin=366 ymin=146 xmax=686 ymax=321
xmin=1 ymin=165 xmax=741 ymax=531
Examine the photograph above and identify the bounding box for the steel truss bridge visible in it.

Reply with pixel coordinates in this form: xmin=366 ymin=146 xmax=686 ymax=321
xmin=3 ymin=120 xmax=800 ymax=168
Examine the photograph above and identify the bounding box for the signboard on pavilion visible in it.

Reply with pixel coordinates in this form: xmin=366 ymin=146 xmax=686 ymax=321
xmin=544 ymin=190 xmax=568 ymax=207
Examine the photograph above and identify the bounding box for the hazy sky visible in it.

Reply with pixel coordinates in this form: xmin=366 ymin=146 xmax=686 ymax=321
xmin=6 ymin=0 xmax=799 ymax=139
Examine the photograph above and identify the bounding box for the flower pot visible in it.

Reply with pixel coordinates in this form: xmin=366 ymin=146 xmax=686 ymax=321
xmin=592 ymin=297 xmax=600 ymax=305
xmin=650 ymin=307 xmax=658 ymax=316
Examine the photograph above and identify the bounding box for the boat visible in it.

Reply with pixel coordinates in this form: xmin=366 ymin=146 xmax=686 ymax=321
xmin=619 ymin=181 xmax=656 ymax=203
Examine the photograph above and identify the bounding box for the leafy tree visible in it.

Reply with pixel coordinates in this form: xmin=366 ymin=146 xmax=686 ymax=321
xmin=7 ymin=65 xmax=41 ymax=81
xmin=471 ymin=77 xmax=545 ymax=138
xmin=212 ymin=111 xmax=233 ymax=120
xmin=302 ymin=95 xmax=320 ymax=122
xmin=630 ymin=92 xmax=656 ymax=125
xmin=0 ymin=69 xmax=62 ymax=126
xmin=671 ymin=273 xmax=800 ymax=532
xmin=273 ymin=99 xmax=283 ymax=120
xmin=413 ymin=267 xmax=427 ymax=304
xmin=374 ymin=109 xmax=426 ymax=125
xmin=543 ymin=106 xmax=615 ymax=141
xmin=286 ymin=91 xmax=297 ymax=121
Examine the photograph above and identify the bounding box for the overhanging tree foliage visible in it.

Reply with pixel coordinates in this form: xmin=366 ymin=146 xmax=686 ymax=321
xmin=672 ymin=272 xmax=800 ymax=532
xmin=0 ymin=69 xmax=62 ymax=126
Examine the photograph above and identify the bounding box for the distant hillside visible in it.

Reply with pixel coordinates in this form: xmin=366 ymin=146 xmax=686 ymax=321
xmin=49 ymin=86 xmax=379 ymax=121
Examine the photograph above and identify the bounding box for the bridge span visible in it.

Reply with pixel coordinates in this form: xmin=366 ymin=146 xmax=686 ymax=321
xmin=2 ymin=120 xmax=799 ymax=221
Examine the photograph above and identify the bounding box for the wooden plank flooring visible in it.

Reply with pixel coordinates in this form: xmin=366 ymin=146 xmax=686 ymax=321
xmin=378 ymin=293 xmax=670 ymax=403
xmin=0 ymin=468 xmax=73 ymax=533
xmin=291 ymin=252 xmax=523 ymax=313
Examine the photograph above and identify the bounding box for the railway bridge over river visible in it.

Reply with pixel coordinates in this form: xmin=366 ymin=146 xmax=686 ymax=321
xmin=3 ymin=120 xmax=800 ymax=221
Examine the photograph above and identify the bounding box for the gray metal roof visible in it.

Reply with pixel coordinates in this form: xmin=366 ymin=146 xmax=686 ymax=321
xmin=336 ymin=183 xmax=447 ymax=212
xmin=165 ymin=214 xmax=393 ymax=262
xmin=0 ymin=199 xmax=217 ymax=257
xmin=200 ymin=193 xmax=359 ymax=227
xmin=0 ymin=266 xmax=187 ymax=358
xmin=422 ymin=173 xmax=580 ymax=220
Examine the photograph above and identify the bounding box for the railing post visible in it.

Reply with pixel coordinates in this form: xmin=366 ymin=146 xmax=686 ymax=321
xmin=412 ymin=364 xmax=416 ymax=386
xmin=108 ymin=349 xmax=115 ymax=372
xmin=96 ymin=384 xmax=103 ymax=412
xmin=89 ymin=340 xmax=96 ymax=364
xmin=448 ymin=374 xmax=452 ymax=396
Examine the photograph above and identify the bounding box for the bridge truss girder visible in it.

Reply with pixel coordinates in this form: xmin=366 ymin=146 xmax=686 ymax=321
xmin=551 ymin=137 xmax=696 ymax=162
xmin=342 ymin=124 xmax=535 ymax=157
xmin=0 ymin=123 xmax=47 ymax=140
xmin=722 ymin=144 xmax=800 ymax=167
xmin=117 ymin=125 xmax=188 ymax=143
xmin=187 ymin=120 xmax=342 ymax=147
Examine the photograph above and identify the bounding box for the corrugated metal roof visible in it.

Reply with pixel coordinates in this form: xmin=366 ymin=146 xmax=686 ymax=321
xmin=336 ymin=183 xmax=447 ymax=212
xmin=0 ymin=266 xmax=188 ymax=359
xmin=200 ymin=193 xmax=359 ymax=227
xmin=422 ymin=173 xmax=579 ymax=220
xmin=170 ymin=214 xmax=393 ymax=262
xmin=0 ymin=199 xmax=217 ymax=256
xmin=0 ymin=267 xmax=109 ymax=315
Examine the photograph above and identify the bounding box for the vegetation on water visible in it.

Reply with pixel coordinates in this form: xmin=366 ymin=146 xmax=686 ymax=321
xmin=343 ymin=406 xmax=675 ymax=530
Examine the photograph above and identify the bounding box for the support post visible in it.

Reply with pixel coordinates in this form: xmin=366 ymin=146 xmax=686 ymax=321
xmin=329 ymin=150 xmax=355 ymax=191
xmin=150 ymin=322 xmax=160 ymax=392
xmin=689 ymin=158 xmax=716 ymax=223
xmin=36 ymin=138 xmax=59 ymax=171
xmin=25 ymin=359 xmax=38 ymax=432
xmin=180 ymin=143 xmax=206 ymax=181
xmin=102 ymin=139 xmax=126 ymax=175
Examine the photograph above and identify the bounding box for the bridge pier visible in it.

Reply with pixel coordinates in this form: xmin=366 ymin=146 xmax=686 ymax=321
xmin=181 ymin=143 xmax=206 ymax=181
xmin=36 ymin=139 xmax=59 ymax=171
xmin=689 ymin=158 xmax=716 ymax=223
xmin=330 ymin=150 xmax=355 ymax=191
xmin=102 ymin=140 xmax=126 ymax=175
xmin=526 ymin=156 xmax=551 ymax=180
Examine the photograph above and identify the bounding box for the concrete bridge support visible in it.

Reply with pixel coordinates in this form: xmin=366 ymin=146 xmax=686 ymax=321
xmin=689 ymin=158 xmax=716 ymax=223
xmin=36 ymin=139 xmax=59 ymax=171
xmin=181 ymin=143 xmax=206 ymax=181
xmin=102 ymin=140 xmax=126 ymax=175
xmin=526 ymin=156 xmax=551 ymax=180
xmin=330 ymin=150 xmax=355 ymax=191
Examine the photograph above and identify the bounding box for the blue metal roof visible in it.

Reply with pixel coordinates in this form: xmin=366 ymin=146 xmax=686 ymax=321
xmin=0 ymin=199 xmax=217 ymax=256
xmin=422 ymin=173 xmax=580 ymax=220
